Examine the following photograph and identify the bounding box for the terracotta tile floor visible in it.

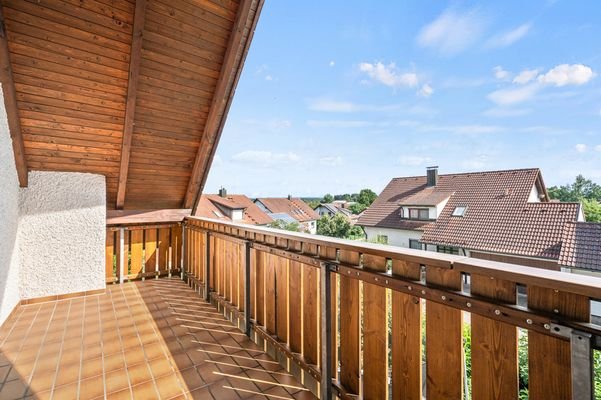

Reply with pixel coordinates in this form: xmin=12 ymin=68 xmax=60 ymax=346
xmin=0 ymin=279 xmax=315 ymax=399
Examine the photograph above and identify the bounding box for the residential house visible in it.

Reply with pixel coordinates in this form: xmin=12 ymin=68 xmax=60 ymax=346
xmin=559 ymin=222 xmax=601 ymax=277
xmin=314 ymin=202 xmax=360 ymax=225
xmin=195 ymin=189 xmax=273 ymax=226
xmin=254 ymin=196 xmax=319 ymax=233
xmin=358 ymin=167 xmax=584 ymax=270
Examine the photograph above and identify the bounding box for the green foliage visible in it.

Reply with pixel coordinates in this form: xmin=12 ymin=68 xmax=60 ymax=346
xmin=595 ymin=350 xmax=601 ymax=399
xmin=357 ymin=188 xmax=377 ymax=207
xmin=322 ymin=193 xmax=334 ymax=203
xmin=548 ymin=175 xmax=601 ymax=222
xmin=582 ymin=198 xmax=601 ymax=222
xmin=267 ymin=220 xmax=301 ymax=232
xmin=305 ymin=199 xmax=320 ymax=209
xmin=316 ymin=214 xmax=364 ymax=239
xmin=349 ymin=203 xmax=367 ymax=215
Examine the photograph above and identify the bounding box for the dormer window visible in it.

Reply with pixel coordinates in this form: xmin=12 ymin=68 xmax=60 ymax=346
xmin=409 ymin=208 xmax=429 ymax=220
xmin=213 ymin=210 xmax=223 ymax=218
xmin=452 ymin=206 xmax=467 ymax=217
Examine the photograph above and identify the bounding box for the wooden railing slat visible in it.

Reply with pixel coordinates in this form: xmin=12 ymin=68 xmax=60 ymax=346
xmin=425 ymin=267 xmax=463 ymax=400
xmin=391 ymin=260 xmax=422 ymax=400
xmin=130 ymin=230 xmax=143 ymax=278
xmin=105 ymin=230 xmax=115 ymax=282
xmin=471 ymin=274 xmax=518 ymax=400
xmin=527 ymin=288 xmax=590 ymax=399
xmin=362 ymin=254 xmax=388 ymax=400
xmin=338 ymin=249 xmax=361 ymax=395
xmin=145 ymin=228 xmax=157 ymax=276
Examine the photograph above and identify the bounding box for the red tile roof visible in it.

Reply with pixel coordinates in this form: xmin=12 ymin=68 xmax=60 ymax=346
xmin=358 ymin=168 xmax=580 ymax=259
xmin=195 ymin=194 xmax=273 ymax=225
xmin=559 ymin=222 xmax=601 ymax=271
xmin=255 ymin=197 xmax=319 ymax=222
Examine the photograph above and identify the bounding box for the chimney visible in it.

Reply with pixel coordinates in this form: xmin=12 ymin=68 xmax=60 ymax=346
xmin=218 ymin=187 xmax=227 ymax=198
xmin=426 ymin=166 xmax=438 ymax=187
xmin=287 ymin=194 xmax=292 ymax=200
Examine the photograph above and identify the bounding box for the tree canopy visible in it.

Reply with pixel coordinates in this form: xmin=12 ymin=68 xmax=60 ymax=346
xmin=317 ymin=214 xmax=364 ymax=239
xmin=548 ymin=175 xmax=601 ymax=222
xmin=267 ymin=220 xmax=301 ymax=232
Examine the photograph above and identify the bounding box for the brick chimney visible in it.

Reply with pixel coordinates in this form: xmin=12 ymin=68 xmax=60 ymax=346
xmin=426 ymin=166 xmax=438 ymax=187
xmin=218 ymin=187 xmax=227 ymax=198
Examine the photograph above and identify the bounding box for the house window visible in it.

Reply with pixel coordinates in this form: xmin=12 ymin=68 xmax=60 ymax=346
xmin=376 ymin=235 xmax=388 ymax=244
xmin=452 ymin=206 xmax=467 ymax=217
xmin=437 ymin=245 xmax=460 ymax=255
xmin=409 ymin=239 xmax=422 ymax=250
xmin=409 ymin=208 xmax=429 ymax=220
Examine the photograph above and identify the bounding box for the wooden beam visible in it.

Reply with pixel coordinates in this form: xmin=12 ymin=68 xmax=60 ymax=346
xmin=116 ymin=0 xmax=147 ymax=209
xmin=183 ymin=0 xmax=264 ymax=211
xmin=0 ymin=5 xmax=27 ymax=186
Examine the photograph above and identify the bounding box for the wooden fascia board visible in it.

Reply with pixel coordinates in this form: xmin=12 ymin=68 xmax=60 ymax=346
xmin=116 ymin=0 xmax=147 ymax=209
xmin=0 ymin=5 xmax=27 ymax=187
xmin=183 ymin=0 xmax=264 ymax=212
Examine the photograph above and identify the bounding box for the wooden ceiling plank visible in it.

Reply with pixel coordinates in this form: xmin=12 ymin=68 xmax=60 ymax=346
xmin=116 ymin=0 xmax=147 ymax=209
xmin=183 ymin=0 xmax=264 ymax=211
xmin=0 ymin=5 xmax=28 ymax=186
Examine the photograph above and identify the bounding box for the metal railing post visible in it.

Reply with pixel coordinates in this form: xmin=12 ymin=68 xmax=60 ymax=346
xmin=119 ymin=228 xmax=125 ymax=284
xmin=244 ymin=241 xmax=252 ymax=337
xmin=320 ymin=262 xmax=332 ymax=400
xmin=571 ymin=330 xmax=593 ymax=400
xmin=204 ymin=231 xmax=211 ymax=302
xmin=181 ymin=223 xmax=186 ymax=280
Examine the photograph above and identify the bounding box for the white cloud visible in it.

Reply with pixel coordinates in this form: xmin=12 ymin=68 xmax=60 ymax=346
xmin=319 ymin=156 xmax=343 ymax=166
xmin=485 ymin=23 xmax=532 ymax=48
xmin=417 ymin=8 xmax=488 ymax=55
xmin=418 ymin=83 xmax=434 ymax=97
xmin=483 ymin=107 xmax=531 ymax=117
xmin=398 ymin=155 xmax=433 ymax=166
xmin=493 ymin=66 xmax=511 ymax=80
xmin=242 ymin=118 xmax=292 ymax=131
xmin=513 ymin=69 xmax=539 ymax=84
xmin=575 ymin=144 xmax=587 ymax=153
xmin=487 ymin=83 xmax=540 ymax=105
xmin=329 ymin=60 xmax=335 ymax=67
xmin=537 ymin=64 xmax=595 ymax=86
xmin=420 ymin=124 xmax=504 ymax=134
xmin=307 ymin=98 xmax=404 ymax=113
xmin=307 ymin=120 xmax=377 ymax=129
xmin=358 ymin=62 xmax=418 ymax=88
xmin=595 ymin=144 xmax=601 ymax=152
xmin=231 ymin=150 xmax=301 ymax=165
xmin=265 ymin=75 xmax=273 ymax=81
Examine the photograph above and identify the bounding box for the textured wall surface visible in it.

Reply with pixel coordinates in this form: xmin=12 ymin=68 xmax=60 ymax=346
xmin=0 ymin=87 xmax=21 ymax=325
xmin=18 ymin=172 xmax=106 ymax=299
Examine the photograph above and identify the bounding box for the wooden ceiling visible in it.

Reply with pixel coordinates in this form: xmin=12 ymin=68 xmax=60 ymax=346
xmin=0 ymin=0 xmax=262 ymax=210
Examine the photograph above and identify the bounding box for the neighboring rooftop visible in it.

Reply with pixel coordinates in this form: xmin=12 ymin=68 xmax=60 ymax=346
xmin=195 ymin=194 xmax=273 ymax=225
xmin=359 ymin=168 xmax=581 ymax=260
xmin=255 ymin=197 xmax=319 ymax=222
xmin=559 ymin=222 xmax=601 ymax=271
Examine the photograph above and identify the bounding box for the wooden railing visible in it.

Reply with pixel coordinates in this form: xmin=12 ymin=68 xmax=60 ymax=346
xmin=105 ymin=223 xmax=183 ymax=283
xmin=182 ymin=216 xmax=601 ymax=400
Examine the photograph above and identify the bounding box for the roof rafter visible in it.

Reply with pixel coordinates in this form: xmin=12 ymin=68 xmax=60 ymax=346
xmin=183 ymin=0 xmax=264 ymax=212
xmin=116 ymin=0 xmax=147 ymax=209
xmin=0 ymin=5 xmax=27 ymax=187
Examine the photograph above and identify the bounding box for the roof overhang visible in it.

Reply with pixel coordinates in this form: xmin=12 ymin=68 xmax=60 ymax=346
xmin=0 ymin=0 xmax=263 ymax=210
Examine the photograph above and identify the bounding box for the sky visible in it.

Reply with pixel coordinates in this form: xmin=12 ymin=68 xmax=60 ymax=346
xmin=204 ymin=0 xmax=601 ymax=198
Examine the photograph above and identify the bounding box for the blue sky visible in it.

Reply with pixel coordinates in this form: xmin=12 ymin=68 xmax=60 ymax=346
xmin=205 ymin=0 xmax=601 ymax=197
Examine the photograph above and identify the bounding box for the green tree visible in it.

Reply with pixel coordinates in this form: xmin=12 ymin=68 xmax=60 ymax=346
xmin=582 ymin=198 xmax=601 ymax=222
xmin=349 ymin=203 xmax=367 ymax=215
xmin=322 ymin=193 xmax=334 ymax=203
xmin=267 ymin=220 xmax=301 ymax=232
xmin=548 ymin=175 xmax=601 ymax=202
xmin=305 ymin=199 xmax=320 ymax=209
xmin=317 ymin=214 xmax=364 ymax=239
xmin=357 ymin=188 xmax=377 ymax=206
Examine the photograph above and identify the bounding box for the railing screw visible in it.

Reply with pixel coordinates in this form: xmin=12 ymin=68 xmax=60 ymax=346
xmin=544 ymin=323 xmax=551 ymax=330
xmin=441 ymin=295 xmax=446 ymax=301
xmin=375 ymin=277 xmax=379 ymax=282
xmin=526 ymin=319 xmax=533 ymax=325
xmin=466 ymin=302 xmax=472 ymax=308
xmin=553 ymin=309 xmax=559 ymax=314
xmin=421 ymin=290 xmax=426 ymax=295
xmin=407 ymin=286 xmax=412 ymax=291
xmin=356 ymin=272 xmax=360 ymax=276
xmin=494 ymin=309 xmax=501 ymax=315
xmin=385 ymin=279 xmax=389 ymax=285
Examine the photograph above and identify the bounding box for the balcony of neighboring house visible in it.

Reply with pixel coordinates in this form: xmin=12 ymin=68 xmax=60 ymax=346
xmin=0 ymin=1 xmax=601 ymax=400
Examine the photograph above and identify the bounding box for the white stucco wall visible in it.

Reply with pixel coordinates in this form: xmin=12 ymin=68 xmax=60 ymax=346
xmin=18 ymin=171 xmax=106 ymax=299
xmin=364 ymin=227 xmax=434 ymax=249
xmin=0 ymin=87 xmax=21 ymax=325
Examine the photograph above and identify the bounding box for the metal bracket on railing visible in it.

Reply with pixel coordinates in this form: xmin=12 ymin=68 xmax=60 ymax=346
xmin=549 ymin=323 xmax=594 ymax=400
xmin=319 ymin=261 xmax=333 ymax=400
